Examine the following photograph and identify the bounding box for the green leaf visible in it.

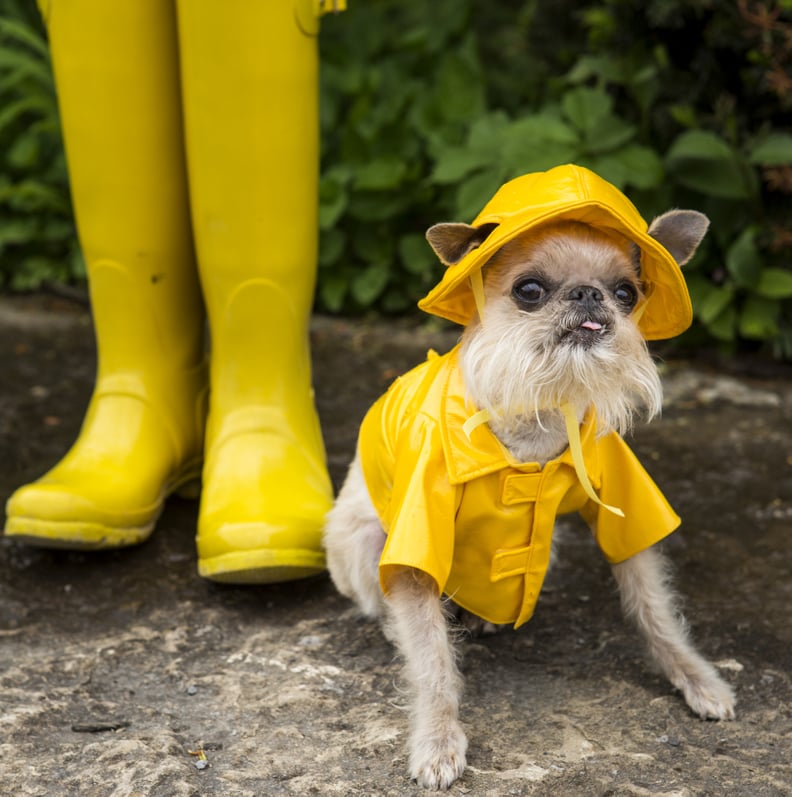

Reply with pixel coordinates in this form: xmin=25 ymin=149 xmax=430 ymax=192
xmin=622 ymin=146 xmax=665 ymax=189
xmin=381 ymin=289 xmax=411 ymax=313
xmin=351 ymin=262 xmax=390 ymax=306
xmin=0 ymin=17 xmax=51 ymax=59
xmin=755 ymin=268 xmax=792 ymax=299
xmin=685 ymin=273 xmax=711 ymax=309
xmin=10 ymin=255 xmax=62 ymax=291
xmin=1 ymin=60 xmax=53 ymax=96
xmin=467 ymin=111 xmax=511 ymax=152
xmin=725 ymin=227 xmax=763 ymax=288
xmin=739 ymin=295 xmax=779 ymax=340
xmin=353 ymin=157 xmax=407 ymax=191
xmin=318 ymin=184 xmax=346 ymax=230
xmin=706 ymin=304 xmax=737 ymax=342
xmin=560 ymin=86 xmax=639 ymax=157
xmin=70 ymin=246 xmax=86 ymax=280
xmin=398 ymin=233 xmax=435 ymax=275
xmin=628 ymin=63 xmax=660 ymax=113
xmin=319 ymin=274 xmax=348 ymax=313
xmin=40 ymin=218 xmax=76 ymax=242
xmin=432 ymin=39 xmax=485 ymax=123
xmin=0 ymin=95 xmax=52 ymax=136
xmin=454 ymin=166 xmax=507 ymax=221
xmin=430 ymin=146 xmax=490 ymax=184
xmin=581 ymin=115 xmax=635 ymax=155
xmin=561 ymin=87 xmax=612 ymax=135
xmin=499 ymin=114 xmax=579 ymax=173
xmin=668 ymin=104 xmax=698 ymax=129
xmin=566 ymin=55 xmax=626 ymax=86
xmin=587 ymin=145 xmax=664 ymax=190
xmin=0 ymin=216 xmax=39 ymax=247
xmin=665 ymin=130 xmax=758 ymax=200
xmin=749 ymin=133 xmax=792 ymax=166
xmin=7 ymin=134 xmax=40 ymax=170
xmin=318 ymin=227 xmax=345 ymax=267
xmin=696 ymin=283 xmax=735 ymax=325
xmin=0 ymin=49 xmax=52 ymax=86
xmin=8 ymin=179 xmax=70 ymax=213
xmin=346 ymin=192 xmax=412 ymax=222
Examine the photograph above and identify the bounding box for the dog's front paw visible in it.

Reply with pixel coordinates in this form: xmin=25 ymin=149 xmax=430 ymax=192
xmin=682 ymin=674 xmax=736 ymax=720
xmin=409 ymin=721 xmax=468 ymax=791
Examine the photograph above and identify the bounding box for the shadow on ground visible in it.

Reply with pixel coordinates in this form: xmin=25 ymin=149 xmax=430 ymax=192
xmin=1 ymin=296 xmax=790 ymax=796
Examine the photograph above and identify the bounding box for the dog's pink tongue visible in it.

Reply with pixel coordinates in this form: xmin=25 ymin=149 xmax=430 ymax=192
xmin=581 ymin=320 xmax=603 ymax=331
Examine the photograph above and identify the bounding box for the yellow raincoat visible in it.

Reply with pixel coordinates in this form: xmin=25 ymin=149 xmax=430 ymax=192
xmin=360 ymin=347 xmax=680 ymax=628
xmin=359 ymin=165 xmax=692 ymax=627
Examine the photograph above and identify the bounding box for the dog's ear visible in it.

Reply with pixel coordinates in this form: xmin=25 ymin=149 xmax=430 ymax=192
xmin=647 ymin=210 xmax=710 ymax=266
xmin=425 ymin=222 xmax=498 ymax=266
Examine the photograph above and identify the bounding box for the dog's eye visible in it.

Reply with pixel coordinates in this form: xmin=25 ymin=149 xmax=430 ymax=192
xmin=512 ymin=278 xmax=547 ymax=308
xmin=614 ymin=282 xmax=638 ymax=309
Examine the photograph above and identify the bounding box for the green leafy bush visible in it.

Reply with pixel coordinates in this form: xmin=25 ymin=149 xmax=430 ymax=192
xmin=0 ymin=0 xmax=82 ymax=290
xmin=572 ymin=0 xmax=792 ymax=356
xmin=319 ymin=0 xmax=792 ymax=357
xmin=1 ymin=0 xmax=790 ymax=356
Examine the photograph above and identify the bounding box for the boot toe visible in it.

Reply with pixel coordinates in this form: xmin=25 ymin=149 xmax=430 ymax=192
xmin=4 ymin=481 xmax=159 ymax=549
xmin=196 ymin=426 xmax=333 ymax=583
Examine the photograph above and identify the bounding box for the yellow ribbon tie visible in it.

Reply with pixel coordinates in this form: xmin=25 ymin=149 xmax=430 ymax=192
xmin=462 ymin=408 xmax=491 ymax=440
xmin=463 ymin=401 xmax=625 ymax=518
xmin=631 ymin=282 xmax=653 ymax=326
xmin=470 ymin=270 xmax=486 ymax=321
xmin=561 ymin=402 xmax=624 ymax=518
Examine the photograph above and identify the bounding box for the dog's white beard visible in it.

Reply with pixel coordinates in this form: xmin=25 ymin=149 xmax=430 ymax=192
xmin=459 ymin=313 xmax=663 ymax=438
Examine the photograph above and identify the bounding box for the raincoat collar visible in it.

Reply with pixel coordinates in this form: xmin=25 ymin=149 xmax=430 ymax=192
xmin=418 ymin=164 xmax=693 ymax=341
xmin=437 ymin=347 xmax=599 ymax=485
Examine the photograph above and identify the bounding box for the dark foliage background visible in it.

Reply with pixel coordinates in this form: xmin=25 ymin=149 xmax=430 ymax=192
xmin=1 ymin=0 xmax=791 ymax=355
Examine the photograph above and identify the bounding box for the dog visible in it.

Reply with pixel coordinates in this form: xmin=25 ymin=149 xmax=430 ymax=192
xmin=323 ymin=166 xmax=736 ymax=790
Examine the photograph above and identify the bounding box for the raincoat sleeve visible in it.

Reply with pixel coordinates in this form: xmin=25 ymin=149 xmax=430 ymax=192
xmin=376 ymin=416 xmax=458 ymax=598
xmin=580 ymin=432 xmax=681 ymax=563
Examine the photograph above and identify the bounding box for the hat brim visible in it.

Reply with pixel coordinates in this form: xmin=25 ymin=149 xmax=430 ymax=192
xmin=418 ymin=171 xmax=693 ymax=341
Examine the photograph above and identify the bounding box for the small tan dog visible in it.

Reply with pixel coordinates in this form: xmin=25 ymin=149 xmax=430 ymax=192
xmin=324 ymin=166 xmax=736 ymax=790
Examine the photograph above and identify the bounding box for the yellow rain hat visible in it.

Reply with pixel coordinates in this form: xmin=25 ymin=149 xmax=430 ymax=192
xmin=418 ymin=164 xmax=693 ymax=341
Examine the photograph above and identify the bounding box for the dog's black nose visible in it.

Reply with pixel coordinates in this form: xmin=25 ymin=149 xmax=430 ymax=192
xmin=569 ymin=285 xmax=603 ymax=310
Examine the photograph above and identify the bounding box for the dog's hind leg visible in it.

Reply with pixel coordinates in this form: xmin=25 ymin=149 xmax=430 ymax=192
xmin=612 ymin=547 xmax=736 ymax=720
xmin=386 ymin=567 xmax=467 ymax=791
xmin=324 ymin=453 xmax=387 ymax=619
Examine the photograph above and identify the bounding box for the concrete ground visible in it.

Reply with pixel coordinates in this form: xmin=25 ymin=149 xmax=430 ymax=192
xmin=1 ymin=295 xmax=790 ymax=797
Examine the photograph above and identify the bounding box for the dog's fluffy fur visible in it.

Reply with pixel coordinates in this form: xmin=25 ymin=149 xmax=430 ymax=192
xmin=324 ymin=214 xmax=735 ymax=790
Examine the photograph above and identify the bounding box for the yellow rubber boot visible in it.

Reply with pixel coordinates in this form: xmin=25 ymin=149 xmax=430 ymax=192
xmin=4 ymin=0 xmax=207 ymax=548
xmin=177 ymin=0 xmax=333 ymax=582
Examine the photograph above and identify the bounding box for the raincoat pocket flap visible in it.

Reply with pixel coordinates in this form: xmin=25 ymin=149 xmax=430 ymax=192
xmin=491 ymin=546 xmax=531 ymax=582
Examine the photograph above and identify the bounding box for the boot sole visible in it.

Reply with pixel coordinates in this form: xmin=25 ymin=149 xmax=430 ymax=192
xmin=3 ymin=517 xmax=154 ymax=550
xmin=198 ymin=548 xmax=326 ymax=584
